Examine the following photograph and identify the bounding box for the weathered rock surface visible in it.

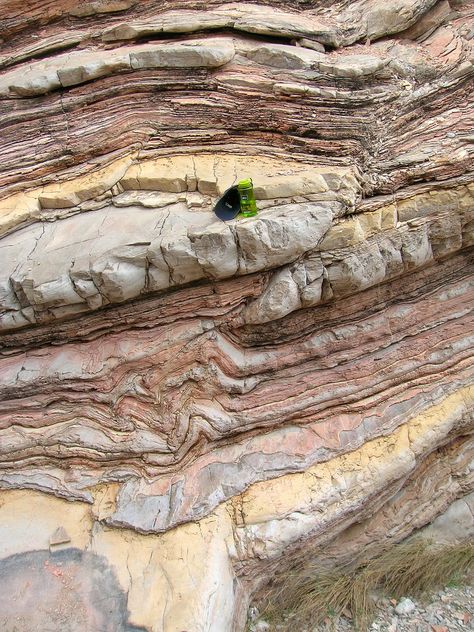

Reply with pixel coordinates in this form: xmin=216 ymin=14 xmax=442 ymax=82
xmin=0 ymin=0 xmax=472 ymax=631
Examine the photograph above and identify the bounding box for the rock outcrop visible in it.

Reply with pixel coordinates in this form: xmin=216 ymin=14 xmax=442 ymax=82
xmin=0 ymin=1 xmax=472 ymax=631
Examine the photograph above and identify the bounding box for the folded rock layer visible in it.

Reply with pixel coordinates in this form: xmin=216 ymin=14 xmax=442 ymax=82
xmin=0 ymin=1 xmax=472 ymax=631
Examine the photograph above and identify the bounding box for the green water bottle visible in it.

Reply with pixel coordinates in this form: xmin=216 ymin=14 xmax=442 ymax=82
xmin=237 ymin=178 xmax=258 ymax=217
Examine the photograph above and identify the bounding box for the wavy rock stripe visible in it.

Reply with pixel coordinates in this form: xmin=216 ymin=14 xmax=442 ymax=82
xmin=0 ymin=2 xmax=472 ymax=197
xmin=0 ymin=251 xmax=472 ymax=532
xmin=0 ymin=1 xmax=445 ymax=54
xmin=0 ymin=1 xmax=473 ymax=631
xmin=0 ymin=388 xmax=472 ymax=631
xmin=0 ymin=170 xmax=472 ymax=330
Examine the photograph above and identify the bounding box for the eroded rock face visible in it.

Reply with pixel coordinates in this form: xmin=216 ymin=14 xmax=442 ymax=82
xmin=0 ymin=548 xmax=146 ymax=632
xmin=0 ymin=1 xmax=472 ymax=631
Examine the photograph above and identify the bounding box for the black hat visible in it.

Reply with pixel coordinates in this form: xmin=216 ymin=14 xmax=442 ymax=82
xmin=213 ymin=185 xmax=240 ymax=221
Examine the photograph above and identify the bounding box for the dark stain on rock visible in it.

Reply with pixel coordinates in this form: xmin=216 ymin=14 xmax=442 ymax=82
xmin=0 ymin=548 xmax=148 ymax=632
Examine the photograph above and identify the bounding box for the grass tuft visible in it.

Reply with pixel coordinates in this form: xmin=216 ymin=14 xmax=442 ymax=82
xmin=259 ymin=539 xmax=474 ymax=631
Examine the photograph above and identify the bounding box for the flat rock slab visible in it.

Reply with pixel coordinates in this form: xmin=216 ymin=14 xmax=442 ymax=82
xmin=0 ymin=201 xmax=334 ymax=330
xmin=0 ymin=37 xmax=236 ymax=97
xmin=0 ymin=548 xmax=145 ymax=632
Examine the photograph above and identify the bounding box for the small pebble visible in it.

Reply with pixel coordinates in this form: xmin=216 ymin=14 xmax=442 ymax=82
xmin=248 ymin=606 xmax=259 ymax=622
xmin=395 ymin=598 xmax=416 ymax=616
xmin=248 ymin=584 xmax=473 ymax=631
xmin=387 ymin=616 xmax=398 ymax=632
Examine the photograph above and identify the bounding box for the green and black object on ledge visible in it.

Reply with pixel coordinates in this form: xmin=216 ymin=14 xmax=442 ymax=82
xmin=213 ymin=178 xmax=258 ymax=221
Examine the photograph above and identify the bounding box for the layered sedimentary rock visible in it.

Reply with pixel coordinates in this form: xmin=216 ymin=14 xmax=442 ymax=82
xmin=0 ymin=1 xmax=473 ymax=631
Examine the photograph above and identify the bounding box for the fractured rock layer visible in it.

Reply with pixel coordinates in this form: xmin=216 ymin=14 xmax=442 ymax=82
xmin=0 ymin=0 xmax=473 ymax=631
